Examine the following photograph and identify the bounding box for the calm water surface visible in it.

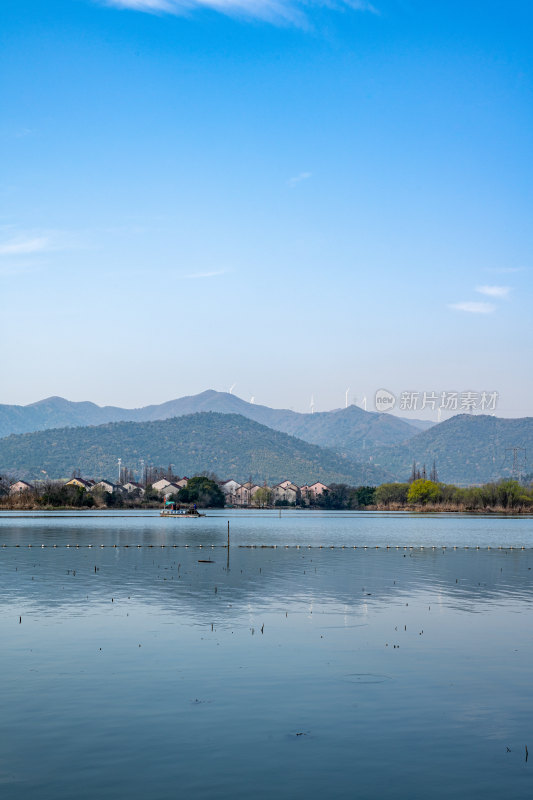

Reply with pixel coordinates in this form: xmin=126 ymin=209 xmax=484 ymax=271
xmin=1 ymin=510 xmax=533 ymax=799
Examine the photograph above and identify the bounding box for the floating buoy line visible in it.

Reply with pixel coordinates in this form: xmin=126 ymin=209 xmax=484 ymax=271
xmin=0 ymin=543 xmax=530 ymax=550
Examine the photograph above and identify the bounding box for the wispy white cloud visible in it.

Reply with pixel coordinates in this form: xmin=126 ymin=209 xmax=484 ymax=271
xmin=476 ymin=285 xmax=510 ymax=298
xmin=184 ymin=269 xmax=228 ymax=278
xmin=0 ymin=236 xmax=51 ymax=256
xmin=287 ymin=171 xmax=312 ymax=188
xmin=99 ymin=0 xmax=377 ymax=25
xmin=0 ymin=230 xmax=80 ymax=258
xmin=449 ymin=301 xmax=495 ymax=314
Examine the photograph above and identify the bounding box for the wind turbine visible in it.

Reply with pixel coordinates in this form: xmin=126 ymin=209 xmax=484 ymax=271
xmin=437 ymin=408 xmax=442 ymax=423
xmin=229 ymin=383 xmax=236 ymax=395
xmin=345 ymin=387 xmax=350 ymax=409
xmin=361 ymin=396 xmax=367 ymax=411
xmin=250 ymin=396 xmax=255 ymax=404
xmin=310 ymin=395 xmax=315 ymax=414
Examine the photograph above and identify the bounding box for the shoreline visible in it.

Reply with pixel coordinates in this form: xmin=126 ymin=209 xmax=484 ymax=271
xmin=1 ymin=504 xmax=532 ymax=515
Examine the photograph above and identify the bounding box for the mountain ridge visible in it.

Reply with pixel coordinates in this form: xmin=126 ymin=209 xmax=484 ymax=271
xmin=0 ymin=411 xmax=389 ymax=486
xmin=370 ymin=414 xmax=533 ymax=485
xmin=0 ymin=390 xmax=430 ymax=460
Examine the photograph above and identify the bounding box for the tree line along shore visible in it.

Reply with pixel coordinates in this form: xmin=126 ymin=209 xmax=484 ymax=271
xmin=1 ymin=475 xmax=532 ymax=513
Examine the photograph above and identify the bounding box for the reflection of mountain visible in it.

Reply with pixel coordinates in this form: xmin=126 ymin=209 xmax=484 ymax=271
xmin=2 ymin=530 xmax=531 ymax=617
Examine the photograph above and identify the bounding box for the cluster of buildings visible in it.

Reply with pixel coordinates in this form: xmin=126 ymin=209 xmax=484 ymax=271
xmin=149 ymin=477 xmax=331 ymax=505
xmin=8 ymin=476 xmax=332 ymax=506
xmin=8 ymin=477 xmax=148 ymax=497
xmin=219 ymin=479 xmax=330 ymax=506
xmin=150 ymin=477 xmax=188 ymax=496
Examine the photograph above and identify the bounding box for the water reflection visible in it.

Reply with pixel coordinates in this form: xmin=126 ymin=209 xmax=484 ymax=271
xmin=1 ymin=515 xmax=533 ymax=800
xmin=1 ymin=543 xmax=532 ymax=617
xmin=1 ymin=508 xmax=533 ymax=548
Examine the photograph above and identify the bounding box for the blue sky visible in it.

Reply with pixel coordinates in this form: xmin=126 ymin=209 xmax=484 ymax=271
xmin=1 ymin=0 xmax=532 ymax=417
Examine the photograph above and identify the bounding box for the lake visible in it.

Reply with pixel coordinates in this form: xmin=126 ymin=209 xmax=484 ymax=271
xmin=1 ymin=510 xmax=533 ymax=799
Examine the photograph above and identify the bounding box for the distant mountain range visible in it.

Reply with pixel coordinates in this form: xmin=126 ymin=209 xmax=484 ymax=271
xmin=371 ymin=414 xmax=533 ymax=485
xmin=0 ymin=412 xmax=388 ymax=486
xmin=0 ymin=390 xmax=430 ymax=460
xmin=0 ymin=392 xmax=530 ymax=486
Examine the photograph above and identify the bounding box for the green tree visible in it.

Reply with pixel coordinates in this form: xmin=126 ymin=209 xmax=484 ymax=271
xmin=39 ymin=482 xmax=95 ymax=508
xmin=350 ymin=486 xmax=376 ymax=507
xmin=497 ymin=480 xmax=521 ymax=508
xmin=460 ymin=487 xmax=483 ymax=509
xmin=105 ymin=490 xmax=124 ymax=508
xmin=314 ymin=484 xmax=349 ymax=509
xmin=143 ymin=484 xmax=160 ymax=502
xmin=253 ymin=487 xmax=272 ymax=507
xmin=407 ymin=479 xmax=441 ymax=505
xmin=177 ymin=476 xmax=225 ymax=508
xmin=375 ymin=483 xmax=409 ymax=506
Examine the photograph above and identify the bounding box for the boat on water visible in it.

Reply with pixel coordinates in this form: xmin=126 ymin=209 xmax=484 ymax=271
xmin=160 ymin=500 xmax=205 ymax=518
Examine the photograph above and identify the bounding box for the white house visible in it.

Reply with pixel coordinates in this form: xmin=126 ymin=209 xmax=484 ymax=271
xmin=301 ymin=481 xmax=330 ymax=502
xmin=309 ymin=481 xmax=329 ymax=496
xmin=234 ymin=482 xmax=262 ymax=506
xmin=271 ymin=481 xmax=300 ymax=504
xmin=10 ymin=480 xmax=34 ymax=494
xmin=152 ymin=479 xmax=172 ymax=494
xmin=220 ymin=479 xmax=241 ymax=505
xmin=123 ymin=482 xmax=145 ymax=496
xmin=92 ymin=480 xmax=120 ymax=494
xmin=276 ymin=479 xmax=294 ymax=490
xmin=162 ymin=482 xmax=181 ymax=498
xmin=65 ymin=477 xmax=94 ymax=490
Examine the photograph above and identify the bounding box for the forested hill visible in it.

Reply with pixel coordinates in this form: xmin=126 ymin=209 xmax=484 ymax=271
xmin=0 ymin=412 xmax=388 ymax=486
xmin=369 ymin=414 xmax=533 ymax=485
xmin=0 ymin=390 xmax=427 ymax=458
